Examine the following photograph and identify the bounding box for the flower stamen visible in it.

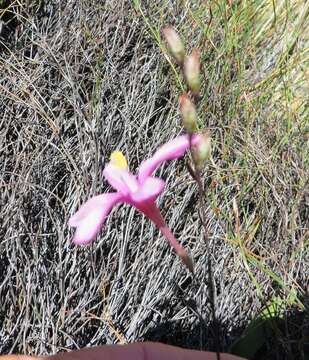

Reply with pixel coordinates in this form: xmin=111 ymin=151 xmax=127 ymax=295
xmin=110 ymin=151 xmax=128 ymax=169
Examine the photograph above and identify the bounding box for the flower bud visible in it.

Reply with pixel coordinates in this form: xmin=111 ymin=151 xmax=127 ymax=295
xmin=179 ymin=93 xmax=198 ymax=133
xmin=184 ymin=48 xmax=200 ymax=95
xmin=193 ymin=132 xmax=211 ymax=169
xmin=162 ymin=26 xmax=185 ymax=65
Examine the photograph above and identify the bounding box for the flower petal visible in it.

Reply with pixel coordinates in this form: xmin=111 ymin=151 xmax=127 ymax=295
xmin=69 ymin=192 xmax=124 ymax=245
xmin=138 ymin=134 xmax=201 ymax=182
xmin=103 ymin=164 xmax=139 ymax=195
xmin=130 ymin=177 xmax=165 ymax=203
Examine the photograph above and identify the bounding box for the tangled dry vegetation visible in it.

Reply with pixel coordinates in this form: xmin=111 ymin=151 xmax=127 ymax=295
xmin=0 ymin=0 xmax=308 ymax=358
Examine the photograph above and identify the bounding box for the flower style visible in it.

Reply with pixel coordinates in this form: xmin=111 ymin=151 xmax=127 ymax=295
xmin=69 ymin=135 xmax=201 ymax=272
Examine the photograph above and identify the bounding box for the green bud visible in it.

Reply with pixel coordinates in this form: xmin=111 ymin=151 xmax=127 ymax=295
xmin=162 ymin=27 xmax=185 ymax=65
xmin=193 ymin=132 xmax=211 ymax=169
xmin=179 ymin=93 xmax=198 ymax=133
xmin=184 ymin=49 xmax=200 ymax=95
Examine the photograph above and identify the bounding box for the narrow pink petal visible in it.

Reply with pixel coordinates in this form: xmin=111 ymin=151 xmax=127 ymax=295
xmin=130 ymin=177 xmax=165 ymax=203
xmin=69 ymin=192 xmax=124 ymax=245
xmin=138 ymin=134 xmax=201 ymax=182
xmin=103 ymin=164 xmax=138 ymax=195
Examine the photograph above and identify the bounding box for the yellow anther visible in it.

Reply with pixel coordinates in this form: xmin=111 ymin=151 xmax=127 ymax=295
xmin=110 ymin=151 xmax=128 ymax=169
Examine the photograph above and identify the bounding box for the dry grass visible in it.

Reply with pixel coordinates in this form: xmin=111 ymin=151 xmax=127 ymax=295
xmin=0 ymin=0 xmax=308 ymax=358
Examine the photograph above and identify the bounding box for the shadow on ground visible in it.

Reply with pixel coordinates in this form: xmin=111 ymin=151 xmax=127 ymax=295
xmin=143 ymin=294 xmax=309 ymax=360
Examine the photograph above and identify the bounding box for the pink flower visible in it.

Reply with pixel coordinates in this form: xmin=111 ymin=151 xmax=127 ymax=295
xmin=69 ymin=135 xmax=201 ymax=272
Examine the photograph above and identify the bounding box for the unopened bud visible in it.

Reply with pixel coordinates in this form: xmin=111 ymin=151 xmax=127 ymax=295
xmin=184 ymin=49 xmax=200 ymax=95
xmin=193 ymin=132 xmax=211 ymax=169
xmin=179 ymin=93 xmax=198 ymax=133
xmin=162 ymin=27 xmax=185 ymax=65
